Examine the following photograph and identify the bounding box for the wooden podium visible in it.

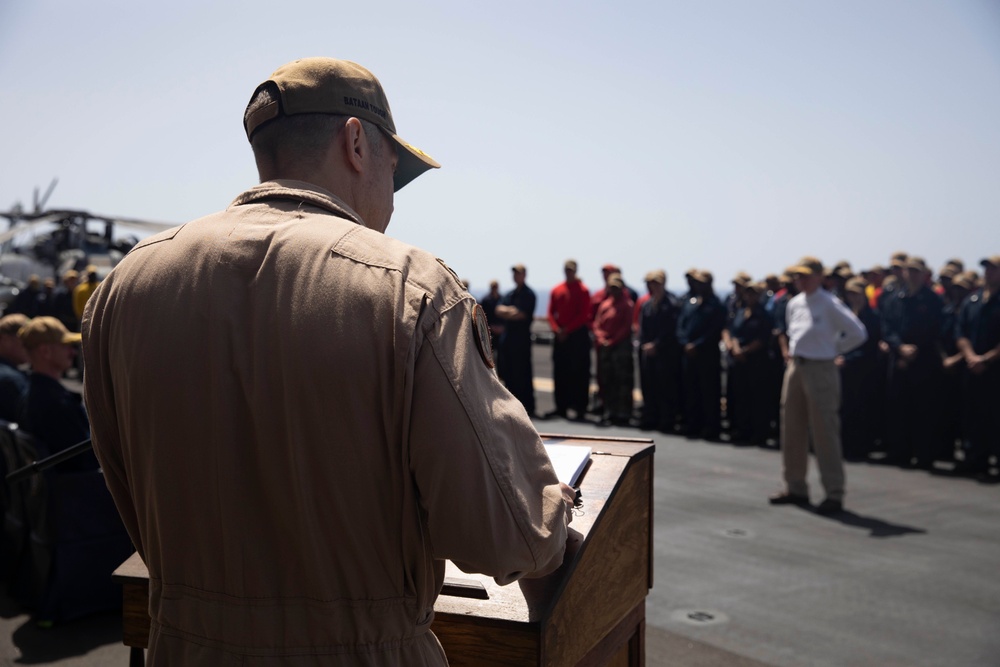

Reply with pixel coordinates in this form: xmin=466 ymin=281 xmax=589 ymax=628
xmin=113 ymin=435 xmax=654 ymax=666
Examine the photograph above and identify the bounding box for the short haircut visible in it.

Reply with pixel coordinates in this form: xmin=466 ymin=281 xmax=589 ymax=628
xmin=248 ymin=82 xmax=384 ymax=168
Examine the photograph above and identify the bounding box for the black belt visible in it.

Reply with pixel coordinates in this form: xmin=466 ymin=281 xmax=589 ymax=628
xmin=793 ymin=356 xmax=834 ymax=364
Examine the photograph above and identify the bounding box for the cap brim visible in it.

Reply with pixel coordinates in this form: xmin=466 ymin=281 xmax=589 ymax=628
xmin=788 ymin=266 xmax=813 ymax=276
xmin=62 ymin=332 xmax=83 ymax=344
xmin=389 ymin=133 xmax=440 ymax=192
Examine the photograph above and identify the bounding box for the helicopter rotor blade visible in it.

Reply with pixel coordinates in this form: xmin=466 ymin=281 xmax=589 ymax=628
xmin=0 ymin=209 xmax=80 ymax=222
xmin=89 ymin=215 xmax=176 ymax=233
xmin=38 ymin=178 xmax=59 ymax=212
xmin=0 ymin=207 xmax=177 ymax=249
xmin=0 ymin=209 xmax=176 ymax=231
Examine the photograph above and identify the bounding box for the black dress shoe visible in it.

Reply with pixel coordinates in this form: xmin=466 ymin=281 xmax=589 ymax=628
xmin=768 ymin=492 xmax=809 ymax=506
xmin=976 ymin=470 xmax=1000 ymax=484
xmin=953 ymin=461 xmax=988 ymax=477
xmin=816 ymin=498 xmax=844 ymax=515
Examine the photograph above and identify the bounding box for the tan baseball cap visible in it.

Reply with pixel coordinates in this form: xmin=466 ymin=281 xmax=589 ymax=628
xmin=244 ymin=58 xmax=440 ymax=192
xmin=845 ymin=277 xmax=868 ymax=295
xmin=980 ymin=255 xmax=1000 ymax=268
xmin=644 ymin=269 xmax=666 ymax=284
xmin=938 ymin=265 xmax=958 ymax=279
xmin=952 ymin=273 xmax=974 ymax=290
xmin=0 ymin=314 xmax=29 ymax=337
xmin=732 ymin=271 xmax=752 ymax=287
xmin=960 ymin=270 xmax=981 ymax=286
xmin=18 ymin=316 xmax=82 ymax=349
xmin=789 ymin=256 xmax=823 ymax=276
xmin=564 ymin=259 xmax=578 ymax=272
xmin=905 ymin=256 xmax=930 ymax=273
xmin=607 ymin=273 xmax=625 ymax=289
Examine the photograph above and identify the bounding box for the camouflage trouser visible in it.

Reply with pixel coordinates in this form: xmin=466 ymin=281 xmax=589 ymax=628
xmin=598 ymin=340 xmax=634 ymax=421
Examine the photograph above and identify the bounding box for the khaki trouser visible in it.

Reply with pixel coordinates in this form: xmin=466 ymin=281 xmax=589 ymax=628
xmin=780 ymin=357 xmax=845 ymax=502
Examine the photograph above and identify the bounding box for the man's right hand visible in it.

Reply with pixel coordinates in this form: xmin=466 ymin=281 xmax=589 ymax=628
xmin=559 ymin=483 xmax=576 ymax=525
xmin=967 ymin=354 xmax=987 ymax=375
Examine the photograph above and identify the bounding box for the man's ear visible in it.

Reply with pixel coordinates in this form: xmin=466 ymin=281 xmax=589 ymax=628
xmin=343 ymin=117 xmax=366 ymax=175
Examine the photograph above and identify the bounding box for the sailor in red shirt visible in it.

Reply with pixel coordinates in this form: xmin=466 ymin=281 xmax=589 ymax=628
xmin=588 ymin=263 xmax=619 ymax=414
xmin=590 ymin=263 xmax=619 ymax=322
xmin=547 ymin=260 xmax=592 ymax=419
xmin=593 ymin=273 xmax=635 ymax=425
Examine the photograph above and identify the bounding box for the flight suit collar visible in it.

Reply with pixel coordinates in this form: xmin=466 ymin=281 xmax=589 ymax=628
xmin=230 ymin=180 xmax=366 ymax=227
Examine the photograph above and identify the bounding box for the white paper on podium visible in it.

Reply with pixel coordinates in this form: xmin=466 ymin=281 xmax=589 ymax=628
xmin=543 ymin=444 xmax=592 ymax=487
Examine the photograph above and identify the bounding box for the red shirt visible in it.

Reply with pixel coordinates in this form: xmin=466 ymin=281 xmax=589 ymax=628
xmin=548 ymin=279 xmax=591 ymax=333
xmin=594 ymin=293 xmax=635 ymax=347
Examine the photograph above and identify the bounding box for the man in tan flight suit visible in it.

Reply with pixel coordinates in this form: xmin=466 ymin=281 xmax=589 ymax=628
xmin=82 ymin=58 xmax=573 ymax=665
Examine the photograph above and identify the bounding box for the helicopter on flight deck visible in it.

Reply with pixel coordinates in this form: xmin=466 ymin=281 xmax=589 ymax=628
xmin=0 ymin=179 xmax=176 ymax=311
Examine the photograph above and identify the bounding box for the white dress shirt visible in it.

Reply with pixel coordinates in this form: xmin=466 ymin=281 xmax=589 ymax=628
xmin=786 ymin=288 xmax=868 ymax=360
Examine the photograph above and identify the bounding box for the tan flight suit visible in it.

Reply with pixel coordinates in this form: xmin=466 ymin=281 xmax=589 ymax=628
xmin=82 ymin=181 xmax=568 ymax=665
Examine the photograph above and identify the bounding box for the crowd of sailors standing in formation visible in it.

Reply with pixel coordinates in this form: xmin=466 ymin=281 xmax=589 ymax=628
xmin=0 ymin=265 xmax=132 ymax=624
xmin=480 ymin=252 xmax=1000 ymax=482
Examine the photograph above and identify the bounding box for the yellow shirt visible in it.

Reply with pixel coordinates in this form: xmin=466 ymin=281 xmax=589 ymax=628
xmin=73 ymin=281 xmax=97 ymax=319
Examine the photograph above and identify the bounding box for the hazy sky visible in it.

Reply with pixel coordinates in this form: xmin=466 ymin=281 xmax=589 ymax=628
xmin=2 ymin=0 xmax=998 ymax=298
